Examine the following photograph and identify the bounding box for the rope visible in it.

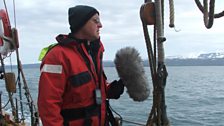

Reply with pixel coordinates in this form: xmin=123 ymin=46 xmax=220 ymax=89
xmin=168 ymin=0 xmax=174 ymax=28
xmin=0 ymin=93 xmax=37 ymax=105
xmin=0 ymin=55 xmax=18 ymax=122
xmin=107 ymin=101 xmax=146 ymax=126
xmin=1 ymin=99 xmax=10 ymax=109
xmin=17 ymin=72 xmax=25 ymax=120
xmin=1 ymin=1 xmax=39 ymax=125
xmin=13 ymin=0 xmax=17 ymax=28
xmin=15 ymin=43 xmax=39 ymax=126
xmin=141 ymin=22 xmax=156 ymax=79
xmin=145 ymin=0 xmax=152 ymax=2
xmin=161 ymin=0 xmax=165 ymax=33
xmin=203 ymin=0 xmax=215 ymax=29
xmin=154 ymin=0 xmax=166 ymax=63
xmin=140 ymin=4 xmax=157 ymax=79
xmin=194 ymin=0 xmax=224 ymax=18
xmin=194 ymin=0 xmax=224 ymax=28
xmin=140 ymin=0 xmax=223 ymax=126
xmin=122 ymin=119 xmax=145 ymax=126
xmin=140 ymin=0 xmax=169 ymax=126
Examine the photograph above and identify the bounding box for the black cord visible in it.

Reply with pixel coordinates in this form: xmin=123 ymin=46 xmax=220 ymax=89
xmin=107 ymin=100 xmax=123 ymax=125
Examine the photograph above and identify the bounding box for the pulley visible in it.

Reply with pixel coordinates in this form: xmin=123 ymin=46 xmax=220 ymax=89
xmin=140 ymin=2 xmax=156 ymax=25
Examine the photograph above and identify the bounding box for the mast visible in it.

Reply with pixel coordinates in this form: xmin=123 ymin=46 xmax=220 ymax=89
xmin=0 ymin=1 xmax=39 ymax=125
xmin=140 ymin=0 xmax=169 ymax=125
xmin=140 ymin=0 xmax=224 ymax=126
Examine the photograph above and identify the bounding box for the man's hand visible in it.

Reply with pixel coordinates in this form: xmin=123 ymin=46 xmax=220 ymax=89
xmin=107 ymin=79 xmax=124 ymax=99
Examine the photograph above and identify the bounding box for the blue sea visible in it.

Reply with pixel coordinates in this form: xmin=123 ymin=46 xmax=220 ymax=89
xmin=0 ymin=66 xmax=224 ymax=126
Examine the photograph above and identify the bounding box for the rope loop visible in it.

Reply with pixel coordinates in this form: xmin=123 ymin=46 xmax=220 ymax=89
xmin=203 ymin=0 xmax=215 ymax=29
xmin=194 ymin=0 xmax=224 ymax=28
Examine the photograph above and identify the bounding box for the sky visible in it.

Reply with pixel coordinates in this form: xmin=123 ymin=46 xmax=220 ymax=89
xmin=1 ymin=0 xmax=224 ymax=64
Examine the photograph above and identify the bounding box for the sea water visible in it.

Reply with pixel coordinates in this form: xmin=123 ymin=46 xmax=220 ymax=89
xmin=0 ymin=66 xmax=224 ymax=126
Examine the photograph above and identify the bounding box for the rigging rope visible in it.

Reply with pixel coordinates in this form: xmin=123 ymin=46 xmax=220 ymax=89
xmin=0 ymin=96 xmax=10 ymax=109
xmin=194 ymin=0 xmax=224 ymax=28
xmin=1 ymin=1 xmax=39 ymax=125
xmin=0 ymin=55 xmax=18 ymax=122
xmin=140 ymin=0 xmax=169 ymax=126
xmin=168 ymin=0 xmax=180 ymax=32
xmin=13 ymin=0 xmax=17 ymax=28
xmin=140 ymin=1 xmax=223 ymax=126
xmin=122 ymin=119 xmax=145 ymax=126
xmin=203 ymin=0 xmax=215 ymax=29
xmin=168 ymin=0 xmax=174 ymax=28
xmin=194 ymin=0 xmax=224 ymax=18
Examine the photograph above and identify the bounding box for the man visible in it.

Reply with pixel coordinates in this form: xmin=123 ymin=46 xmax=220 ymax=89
xmin=38 ymin=5 xmax=124 ymax=126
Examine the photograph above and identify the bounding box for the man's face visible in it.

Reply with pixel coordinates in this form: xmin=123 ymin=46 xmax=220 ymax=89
xmin=79 ymin=14 xmax=102 ymax=41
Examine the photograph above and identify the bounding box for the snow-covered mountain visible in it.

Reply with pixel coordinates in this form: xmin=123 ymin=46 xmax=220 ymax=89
xmin=167 ymin=52 xmax=224 ymax=59
xmin=163 ymin=52 xmax=224 ymax=66
xmin=197 ymin=52 xmax=224 ymax=59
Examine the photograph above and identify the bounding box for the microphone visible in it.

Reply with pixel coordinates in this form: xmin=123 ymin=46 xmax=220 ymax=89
xmin=114 ymin=47 xmax=150 ymax=101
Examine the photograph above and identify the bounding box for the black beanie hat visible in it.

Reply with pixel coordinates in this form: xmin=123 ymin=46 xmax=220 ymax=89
xmin=68 ymin=5 xmax=99 ymax=33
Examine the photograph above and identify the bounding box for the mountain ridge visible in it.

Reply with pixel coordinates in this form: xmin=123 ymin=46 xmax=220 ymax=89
xmin=7 ymin=52 xmax=224 ymax=68
xmin=19 ymin=58 xmax=224 ymax=68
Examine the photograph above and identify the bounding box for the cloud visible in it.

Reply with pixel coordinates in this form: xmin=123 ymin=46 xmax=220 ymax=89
xmin=1 ymin=0 xmax=224 ymax=64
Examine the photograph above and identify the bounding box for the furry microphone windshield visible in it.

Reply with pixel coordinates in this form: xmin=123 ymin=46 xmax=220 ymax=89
xmin=114 ymin=47 xmax=150 ymax=101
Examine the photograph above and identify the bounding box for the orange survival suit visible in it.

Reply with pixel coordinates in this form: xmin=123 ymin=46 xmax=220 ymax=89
xmin=38 ymin=34 xmax=119 ymax=126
